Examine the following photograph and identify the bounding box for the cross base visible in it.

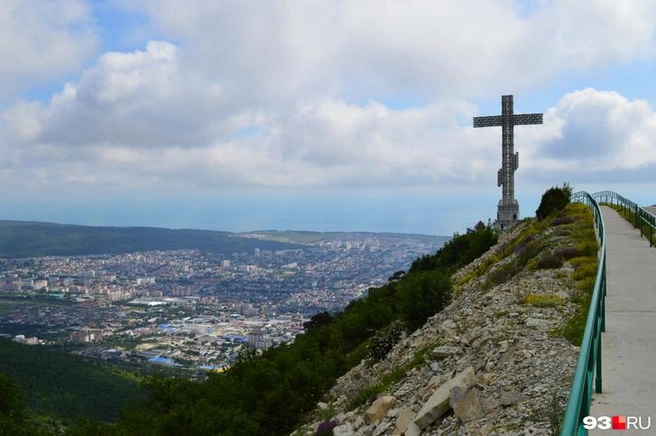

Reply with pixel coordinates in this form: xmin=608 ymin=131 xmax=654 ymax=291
xmin=495 ymin=200 xmax=519 ymax=231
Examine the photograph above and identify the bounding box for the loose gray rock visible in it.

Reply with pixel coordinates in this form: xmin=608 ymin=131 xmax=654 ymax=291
xmin=332 ymin=422 xmax=355 ymax=436
xmin=432 ymin=346 xmax=461 ymax=358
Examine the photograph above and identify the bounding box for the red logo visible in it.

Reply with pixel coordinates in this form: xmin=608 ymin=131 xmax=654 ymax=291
xmin=612 ymin=415 xmax=627 ymax=430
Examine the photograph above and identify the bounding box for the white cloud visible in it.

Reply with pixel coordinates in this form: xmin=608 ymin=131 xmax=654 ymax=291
xmin=2 ymin=80 xmax=494 ymax=191
xmin=116 ymin=0 xmax=656 ymax=100
xmin=0 ymin=0 xmax=98 ymax=98
xmin=4 ymin=1 xmax=656 ymax=197
xmin=526 ymin=88 xmax=656 ymax=182
xmin=7 ymin=41 xmax=242 ymax=148
xmin=270 ymin=98 xmax=487 ymax=186
xmin=537 ymin=0 xmax=656 ymax=68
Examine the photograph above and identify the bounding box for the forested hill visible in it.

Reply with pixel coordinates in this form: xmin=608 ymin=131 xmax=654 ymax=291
xmin=0 ymin=338 xmax=145 ymax=424
xmin=0 ymin=220 xmax=303 ymax=258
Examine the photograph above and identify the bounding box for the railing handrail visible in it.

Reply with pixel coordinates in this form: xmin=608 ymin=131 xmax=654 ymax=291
xmin=561 ymin=191 xmax=607 ymax=435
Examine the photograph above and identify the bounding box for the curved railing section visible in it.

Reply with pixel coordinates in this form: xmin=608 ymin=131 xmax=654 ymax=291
xmin=561 ymin=191 xmax=607 ymax=436
xmin=593 ymin=190 xmax=656 ymax=248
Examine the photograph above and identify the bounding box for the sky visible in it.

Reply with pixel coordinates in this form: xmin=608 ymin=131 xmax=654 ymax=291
xmin=2 ymin=0 xmax=656 ymax=235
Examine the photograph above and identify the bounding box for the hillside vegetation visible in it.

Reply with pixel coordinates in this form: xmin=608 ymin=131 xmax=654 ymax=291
xmin=0 ymin=339 xmax=145 ymax=424
xmin=0 ymin=221 xmax=302 ymax=258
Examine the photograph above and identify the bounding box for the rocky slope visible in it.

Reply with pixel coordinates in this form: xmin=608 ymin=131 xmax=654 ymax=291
xmin=293 ymin=214 xmax=592 ymax=436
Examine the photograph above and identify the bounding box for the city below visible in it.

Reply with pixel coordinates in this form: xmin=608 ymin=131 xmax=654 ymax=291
xmin=0 ymin=231 xmax=448 ymax=375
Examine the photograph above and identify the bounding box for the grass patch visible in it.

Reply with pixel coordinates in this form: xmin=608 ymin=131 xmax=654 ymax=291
xmin=347 ymin=365 xmax=407 ymax=410
xmin=551 ymin=216 xmax=575 ymax=226
xmin=571 ymin=259 xmax=599 ymax=281
xmin=575 ymin=277 xmax=596 ymax=294
xmin=349 ymin=383 xmax=386 ymax=410
xmin=559 ymin=293 xmax=592 ymax=346
xmin=455 ymin=253 xmax=502 ymax=290
xmin=454 ymin=221 xmax=545 ymax=290
xmin=524 ymin=293 xmax=563 ymax=308
xmin=495 ymin=310 xmax=510 ymax=318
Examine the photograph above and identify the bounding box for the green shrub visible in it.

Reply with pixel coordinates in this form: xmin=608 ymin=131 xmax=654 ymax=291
xmin=568 ymin=256 xmax=595 ymax=268
xmin=536 ymin=183 xmax=572 ymax=221
xmin=366 ymin=320 xmax=405 ymax=362
xmin=555 ymin=247 xmax=584 ymax=260
xmin=484 ymin=262 xmax=523 ymax=288
xmin=535 ymin=255 xmax=564 ymax=269
xmin=410 ymin=227 xmax=498 ymax=274
xmin=304 ymin=312 xmax=334 ymax=332
xmin=551 ymin=216 xmax=575 ymax=226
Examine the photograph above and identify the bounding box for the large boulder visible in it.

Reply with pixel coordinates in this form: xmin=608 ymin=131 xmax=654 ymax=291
xmin=413 ymin=366 xmax=476 ymax=429
xmin=452 ymin=387 xmax=486 ymax=423
xmin=365 ymin=395 xmax=396 ymax=424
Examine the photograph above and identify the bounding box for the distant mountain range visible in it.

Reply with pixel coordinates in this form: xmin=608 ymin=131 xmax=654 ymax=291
xmin=240 ymin=229 xmax=447 ymax=244
xmin=0 ymin=220 xmax=445 ymax=258
xmin=0 ymin=220 xmax=303 ymax=258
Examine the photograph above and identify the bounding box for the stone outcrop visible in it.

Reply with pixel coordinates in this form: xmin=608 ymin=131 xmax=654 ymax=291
xmin=293 ymin=221 xmax=582 ymax=436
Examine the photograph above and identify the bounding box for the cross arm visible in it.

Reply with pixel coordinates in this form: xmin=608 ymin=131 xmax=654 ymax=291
xmin=473 ymin=115 xmax=503 ymax=128
xmin=512 ymin=113 xmax=543 ymax=125
xmin=473 ymin=113 xmax=543 ymax=128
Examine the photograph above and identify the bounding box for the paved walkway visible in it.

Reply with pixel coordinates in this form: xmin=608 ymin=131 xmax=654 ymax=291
xmin=589 ymin=206 xmax=656 ymax=434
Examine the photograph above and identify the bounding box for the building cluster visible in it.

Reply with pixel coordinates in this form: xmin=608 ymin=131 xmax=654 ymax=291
xmin=0 ymin=233 xmax=447 ymax=371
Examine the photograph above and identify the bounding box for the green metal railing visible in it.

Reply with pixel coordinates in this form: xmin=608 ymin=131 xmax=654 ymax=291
xmin=560 ymin=191 xmax=607 ymax=436
xmin=594 ymin=190 xmax=656 ymax=248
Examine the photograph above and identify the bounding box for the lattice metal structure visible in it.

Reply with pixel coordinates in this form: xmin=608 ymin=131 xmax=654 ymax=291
xmin=473 ymin=95 xmax=543 ymax=231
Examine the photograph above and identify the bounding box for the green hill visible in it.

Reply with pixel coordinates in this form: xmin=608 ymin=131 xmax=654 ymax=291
xmin=0 ymin=220 xmax=302 ymax=258
xmin=0 ymin=339 xmax=145 ymax=423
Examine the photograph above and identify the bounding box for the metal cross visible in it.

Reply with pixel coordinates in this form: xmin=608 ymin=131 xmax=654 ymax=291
xmin=473 ymin=95 xmax=543 ymax=229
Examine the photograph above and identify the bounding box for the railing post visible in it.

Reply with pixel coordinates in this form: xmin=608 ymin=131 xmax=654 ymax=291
xmin=635 ymin=204 xmax=638 ymax=227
